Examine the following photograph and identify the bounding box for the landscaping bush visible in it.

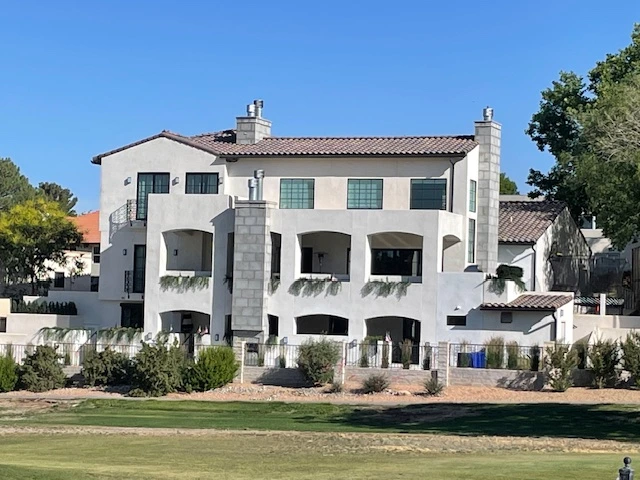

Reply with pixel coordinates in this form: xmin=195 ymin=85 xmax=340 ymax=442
xmin=327 ymin=381 xmax=343 ymax=393
xmin=424 ymin=376 xmax=444 ymax=396
xmin=362 ymin=373 xmax=389 ymax=393
xmin=189 ymin=346 xmax=238 ymax=392
xmin=545 ymin=344 xmax=578 ymax=392
xmin=401 ymin=340 xmax=412 ymax=369
xmin=18 ymin=345 xmax=66 ymax=392
xmin=130 ymin=341 xmax=188 ymax=397
xmin=82 ymin=348 xmax=132 ymax=386
xmin=528 ymin=345 xmax=541 ymax=372
xmin=0 ymin=355 xmax=18 ymax=392
xmin=11 ymin=299 xmax=77 ymax=315
xmin=621 ymin=332 xmax=640 ymax=387
xmin=588 ymin=339 xmax=619 ymax=388
xmin=574 ymin=340 xmax=588 ymax=369
xmin=297 ymin=338 xmax=341 ymax=385
xmin=485 ymin=336 xmax=505 ymax=369
xmin=458 ymin=341 xmax=471 ymax=368
xmin=506 ymin=341 xmax=520 ymax=369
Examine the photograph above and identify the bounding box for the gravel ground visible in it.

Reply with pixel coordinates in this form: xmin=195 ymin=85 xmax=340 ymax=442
xmin=1 ymin=384 xmax=639 ymax=404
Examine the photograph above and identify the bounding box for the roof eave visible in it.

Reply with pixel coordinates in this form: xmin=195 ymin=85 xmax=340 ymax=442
xmin=217 ymin=152 xmax=471 ymax=159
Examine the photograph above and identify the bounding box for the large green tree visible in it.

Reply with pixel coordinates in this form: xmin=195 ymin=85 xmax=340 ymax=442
xmin=499 ymin=173 xmax=519 ymax=195
xmin=0 ymin=199 xmax=82 ymax=294
xmin=0 ymin=158 xmax=36 ymax=210
xmin=526 ymin=24 xmax=640 ymax=246
xmin=37 ymin=182 xmax=78 ymax=216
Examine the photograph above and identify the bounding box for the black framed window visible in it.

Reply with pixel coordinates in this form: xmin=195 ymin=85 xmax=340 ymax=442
xmin=0 ymin=317 xmax=6 ymax=333
xmin=279 ymin=179 xmax=314 ymax=209
xmin=468 ymin=219 xmax=476 ymax=263
xmin=410 ymin=179 xmax=447 ymax=210
xmin=500 ymin=312 xmax=513 ymax=324
xmin=92 ymin=245 xmax=100 ymax=264
xmin=53 ymin=272 xmax=65 ymax=288
xmin=186 ymin=173 xmax=219 ymax=194
xmin=371 ymin=249 xmax=422 ymax=276
xmin=447 ymin=315 xmax=466 ymax=326
xmin=136 ymin=173 xmax=170 ymax=220
xmin=121 ymin=303 xmax=144 ymax=329
xmin=469 ymin=180 xmax=477 ymax=213
xmin=296 ymin=315 xmax=349 ymax=335
xmin=133 ymin=245 xmax=146 ymax=293
xmin=347 ymin=179 xmax=383 ymax=209
xmin=268 ymin=315 xmax=279 ymax=337
xmin=90 ymin=276 xmax=99 ymax=292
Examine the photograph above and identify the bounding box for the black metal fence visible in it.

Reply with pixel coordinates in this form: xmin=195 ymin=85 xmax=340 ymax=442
xmin=0 ymin=343 xmax=143 ymax=367
xmin=449 ymin=343 xmax=543 ymax=371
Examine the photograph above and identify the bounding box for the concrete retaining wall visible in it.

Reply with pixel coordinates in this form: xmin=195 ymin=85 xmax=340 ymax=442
xmin=345 ymin=367 xmax=435 ymax=386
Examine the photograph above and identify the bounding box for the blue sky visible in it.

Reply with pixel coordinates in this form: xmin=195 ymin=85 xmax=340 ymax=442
xmin=1 ymin=1 xmax=639 ymax=212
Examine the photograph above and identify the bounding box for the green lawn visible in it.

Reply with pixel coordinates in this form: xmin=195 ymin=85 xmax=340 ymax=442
xmin=0 ymin=434 xmax=626 ymax=480
xmin=7 ymin=399 xmax=640 ymax=441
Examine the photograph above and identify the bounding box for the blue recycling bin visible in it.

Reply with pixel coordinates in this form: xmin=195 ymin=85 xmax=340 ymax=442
xmin=470 ymin=351 xmax=486 ymax=368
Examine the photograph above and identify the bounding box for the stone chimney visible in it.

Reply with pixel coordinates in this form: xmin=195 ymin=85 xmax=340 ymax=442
xmin=236 ymin=100 xmax=272 ymax=145
xmin=474 ymin=107 xmax=501 ymax=274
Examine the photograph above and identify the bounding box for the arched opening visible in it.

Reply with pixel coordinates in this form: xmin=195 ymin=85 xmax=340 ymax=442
xmin=442 ymin=234 xmax=463 ymax=272
xmin=299 ymin=232 xmax=351 ymax=280
xmin=366 ymin=316 xmax=421 ymax=365
xmin=160 ymin=310 xmax=211 ymax=356
xmin=163 ymin=229 xmax=213 ymax=275
xmin=368 ymin=232 xmax=423 ymax=279
xmin=296 ymin=314 xmax=349 ymax=336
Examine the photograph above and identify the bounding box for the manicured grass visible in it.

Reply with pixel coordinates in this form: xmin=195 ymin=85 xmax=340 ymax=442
xmin=6 ymin=399 xmax=640 ymax=441
xmin=0 ymin=434 xmax=626 ymax=480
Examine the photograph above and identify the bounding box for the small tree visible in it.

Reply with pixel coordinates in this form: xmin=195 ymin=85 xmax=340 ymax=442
xmin=545 ymin=344 xmax=578 ymax=392
xmin=621 ymin=332 xmax=640 ymax=387
xmin=130 ymin=341 xmax=187 ymax=397
xmin=18 ymin=345 xmax=66 ymax=392
xmin=0 ymin=355 xmax=18 ymax=392
xmin=297 ymin=338 xmax=341 ymax=385
xmin=189 ymin=346 xmax=238 ymax=391
xmin=588 ymin=339 xmax=619 ymax=388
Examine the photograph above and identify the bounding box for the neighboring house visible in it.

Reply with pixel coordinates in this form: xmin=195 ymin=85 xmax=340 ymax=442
xmin=498 ymin=199 xmax=591 ymax=293
xmin=47 ymin=211 xmax=100 ymax=292
xmin=86 ymin=101 xmax=572 ymax=348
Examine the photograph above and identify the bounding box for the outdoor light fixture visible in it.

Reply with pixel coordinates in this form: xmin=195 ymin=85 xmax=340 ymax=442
xmin=214 ymin=334 xmax=219 ymax=341
xmin=124 ymin=177 xmax=132 ymax=185
xmin=172 ymin=176 xmax=180 ymax=186
xmin=173 ymin=249 xmax=179 ymax=256
xmin=122 ymin=249 xmax=127 ymax=256
xmin=282 ymin=337 xmax=288 ymax=345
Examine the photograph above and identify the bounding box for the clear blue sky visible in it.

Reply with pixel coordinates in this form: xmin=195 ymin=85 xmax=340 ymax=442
xmin=1 ymin=1 xmax=639 ymax=212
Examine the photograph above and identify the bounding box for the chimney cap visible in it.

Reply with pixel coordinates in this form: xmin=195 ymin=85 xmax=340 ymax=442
xmin=254 ymin=99 xmax=264 ymax=108
xmin=483 ymin=106 xmax=494 ymax=121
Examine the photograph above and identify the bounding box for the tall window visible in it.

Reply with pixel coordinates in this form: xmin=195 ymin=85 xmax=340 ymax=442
xmin=279 ymin=179 xmax=314 ymax=209
xmin=136 ymin=173 xmax=170 ymax=220
xmin=133 ymin=245 xmax=146 ymax=293
xmin=371 ymin=249 xmax=422 ymax=276
xmin=92 ymin=245 xmax=101 ymax=264
xmin=468 ymin=219 xmax=476 ymax=263
xmin=186 ymin=173 xmax=219 ymax=194
xmin=347 ymin=179 xmax=383 ymax=209
xmin=53 ymin=272 xmax=65 ymax=288
xmin=410 ymin=179 xmax=447 ymax=210
xmin=121 ymin=303 xmax=144 ymax=329
xmin=469 ymin=180 xmax=477 ymax=213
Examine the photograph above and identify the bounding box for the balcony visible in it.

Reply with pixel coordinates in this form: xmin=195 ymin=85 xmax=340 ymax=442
xmin=109 ymin=200 xmax=145 ymax=241
xmin=124 ymin=269 xmax=145 ymax=297
xmin=298 ymin=231 xmax=351 ymax=282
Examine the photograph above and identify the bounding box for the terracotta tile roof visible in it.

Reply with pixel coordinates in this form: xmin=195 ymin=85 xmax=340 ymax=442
xmin=70 ymin=211 xmax=100 ymax=244
xmin=499 ymin=201 xmax=567 ymax=244
xmin=481 ymin=293 xmax=573 ymax=311
xmin=92 ymin=130 xmax=477 ymax=163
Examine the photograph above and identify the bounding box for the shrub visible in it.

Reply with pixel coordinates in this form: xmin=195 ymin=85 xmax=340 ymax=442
xmin=278 ymin=354 xmax=287 ymax=369
xmin=297 ymin=338 xmax=341 ymax=385
xmin=381 ymin=342 xmax=390 ymax=369
xmin=621 ymin=332 xmax=640 ymax=387
xmin=574 ymin=340 xmax=588 ymax=369
xmin=458 ymin=341 xmax=471 ymax=368
xmin=82 ymin=348 xmax=132 ymax=386
xmin=130 ymin=341 xmax=188 ymax=397
xmin=362 ymin=373 xmax=389 ymax=393
xmin=189 ymin=347 xmax=238 ymax=391
xmin=506 ymin=341 xmax=520 ymax=370
xmin=401 ymin=340 xmax=412 ymax=369
xmin=588 ymin=339 xmax=619 ymax=388
xmin=18 ymin=345 xmax=66 ymax=392
xmin=545 ymin=344 xmax=578 ymax=392
xmin=327 ymin=381 xmax=343 ymax=393
xmin=424 ymin=376 xmax=444 ymax=396
xmin=0 ymin=355 xmax=18 ymax=392
xmin=528 ymin=345 xmax=541 ymax=372
xmin=485 ymin=336 xmax=505 ymax=369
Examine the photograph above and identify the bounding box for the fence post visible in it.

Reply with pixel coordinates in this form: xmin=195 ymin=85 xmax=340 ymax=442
xmin=618 ymin=457 xmax=633 ymax=480
xmin=240 ymin=341 xmax=246 ymax=384
xmin=437 ymin=341 xmax=450 ymax=386
xmin=340 ymin=341 xmax=347 ymax=385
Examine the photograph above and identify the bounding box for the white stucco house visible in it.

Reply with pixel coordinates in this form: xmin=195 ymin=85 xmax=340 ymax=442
xmin=84 ymin=101 xmax=578 ymax=350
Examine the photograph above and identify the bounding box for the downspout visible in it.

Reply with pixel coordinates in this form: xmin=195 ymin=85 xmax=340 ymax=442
xmin=448 ymin=159 xmax=456 ymax=213
xmin=551 ymin=311 xmax=559 ymax=342
xmin=531 ymin=244 xmax=537 ymax=291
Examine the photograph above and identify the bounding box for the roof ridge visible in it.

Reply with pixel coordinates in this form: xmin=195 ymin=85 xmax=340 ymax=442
xmin=260 ymin=134 xmax=475 ymax=140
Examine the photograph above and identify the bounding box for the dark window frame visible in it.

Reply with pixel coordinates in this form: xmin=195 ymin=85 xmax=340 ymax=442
xmin=296 ymin=315 xmax=349 ymax=336
xmin=90 ymin=276 xmax=99 ymax=292
xmin=92 ymin=245 xmax=101 ymax=264
xmin=136 ymin=172 xmax=170 ymax=220
xmin=500 ymin=312 xmax=513 ymax=324
xmin=469 ymin=180 xmax=477 ymax=213
xmin=447 ymin=315 xmax=467 ymax=326
xmin=133 ymin=244 xmax=146 ymax=293
xmin=347 ymin=179 xmax=383 ymax=209
xmin=53 ymin=272 xmax=65 ymax=288
xmin=120 ymin=303 xmax=144 ymax=329
xmin=371 ymin=249 xmax=422 ymax=276
xmin=185 ymin=172 xmax=219 ymax=194
xmin=279 ymin=179 xmax=315 ymax=209
xmin=468 ymin=219 xmax=476 ymax=263
xmin=410 ymin=178 xmax=447 ymax=210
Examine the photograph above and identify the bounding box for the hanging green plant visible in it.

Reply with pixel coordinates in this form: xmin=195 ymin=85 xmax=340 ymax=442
xmin=268 ymin=277 xmax=280 ymax=294
xmin=223 ymin=275 xmax=233 ymax=294
xmin=488 ymin=264 xmax=526 ymax=295
xmin=288 ymin=277 xmax=342 ymax=296
xmin=97 ymin=327 xmax=142 ymax=344
xmin=159 ymin=275 xmax=210 ymax=292
xmin=38 ymin=327 xmax=88 ymax=342
xmin=361 ymin=278 xmax=411 ymax=298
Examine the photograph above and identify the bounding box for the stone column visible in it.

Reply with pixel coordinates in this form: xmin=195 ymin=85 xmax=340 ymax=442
xmin=436 ymin=341 xmax=450 ymax=386
xmin=231 ymin=200 xmax=275 ymax=342
xmin=474 ymin=113 xmax=501 ymax=274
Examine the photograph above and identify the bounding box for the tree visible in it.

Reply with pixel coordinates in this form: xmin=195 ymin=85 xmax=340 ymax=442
xmin=0 ymin=199 xmax=82 ymax=294
xmin=37 ymin=182 xmax=78 ymax=216
xmin=0 ymin=158 xmax=36 ymax=211
xmin=526 ymin=24 xmax=640 ymax=246
xmin=499 ymin=173 xmax=519 ymax=195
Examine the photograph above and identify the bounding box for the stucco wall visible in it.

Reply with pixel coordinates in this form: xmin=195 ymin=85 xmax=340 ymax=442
xmin=498 ymin=244 xmax=535 ymax=290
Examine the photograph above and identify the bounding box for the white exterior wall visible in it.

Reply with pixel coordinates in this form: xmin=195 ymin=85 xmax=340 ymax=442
xmin=498 ymin=244 xmax=536 ymax=291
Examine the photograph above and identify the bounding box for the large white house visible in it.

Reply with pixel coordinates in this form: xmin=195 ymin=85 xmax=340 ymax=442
xmin=90 ymin=101 xmax=574 ymax=347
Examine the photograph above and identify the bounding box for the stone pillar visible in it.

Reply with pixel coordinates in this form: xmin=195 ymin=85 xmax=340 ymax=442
xmin=474 ymin=111 xmax=501 ymax=274
xmin=231 ymin=200 xmax=275 ymax=342
xmin=436 ymin=341 xmax=450 ymax=386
